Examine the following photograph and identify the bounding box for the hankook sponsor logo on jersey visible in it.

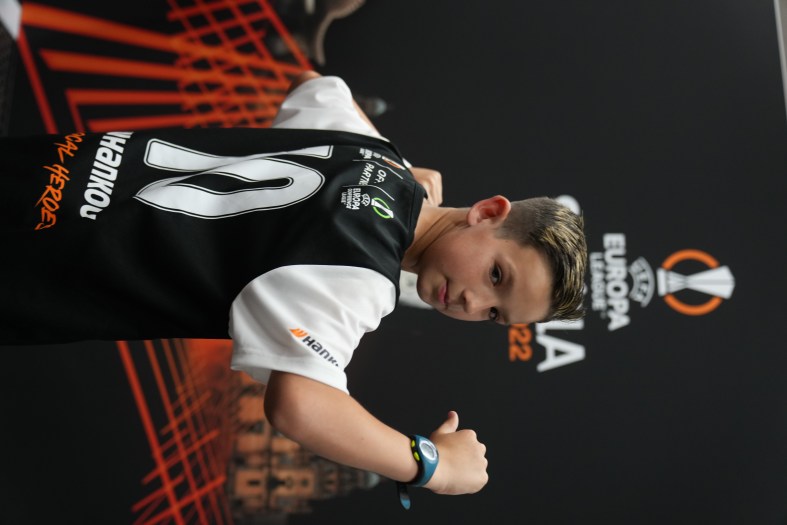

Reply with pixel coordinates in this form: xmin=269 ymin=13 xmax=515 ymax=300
xmin=289 ymin=328 xmax=340 ymax=367
xmin=80 ymin=131 xmax=133 ymax=220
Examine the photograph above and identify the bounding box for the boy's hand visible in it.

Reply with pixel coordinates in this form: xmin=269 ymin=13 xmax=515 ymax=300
xmin=410 ymin=167 xmax=443 ymax=206
xmin=424 ymin=411 xmax=488 ymax=495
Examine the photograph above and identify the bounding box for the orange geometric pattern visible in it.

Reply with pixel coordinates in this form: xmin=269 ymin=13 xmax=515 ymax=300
xmin=19 ymin=0 xmax=311 ymax=133
xmin=118 ymin=339 xmax=234 ymax=525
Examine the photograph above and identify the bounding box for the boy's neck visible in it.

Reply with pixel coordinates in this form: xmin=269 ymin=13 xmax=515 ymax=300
xmin=401 ymin=204 xmax=467 ymax=273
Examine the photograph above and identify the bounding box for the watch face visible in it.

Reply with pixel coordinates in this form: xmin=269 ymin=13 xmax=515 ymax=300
xmin=418 ymin=440 xmax=438 ymax=462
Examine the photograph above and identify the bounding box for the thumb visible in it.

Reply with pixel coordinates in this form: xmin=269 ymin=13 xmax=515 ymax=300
xmin=433 ymin=410 xmax=459 ymax=435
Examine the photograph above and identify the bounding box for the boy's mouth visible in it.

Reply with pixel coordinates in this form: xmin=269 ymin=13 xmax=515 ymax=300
xmin=438 ymin=283 xmax=448 ymax=307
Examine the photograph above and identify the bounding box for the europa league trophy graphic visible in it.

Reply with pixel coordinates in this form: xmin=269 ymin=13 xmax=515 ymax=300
xmin=657 ymin=249 xmax=736 ymax=316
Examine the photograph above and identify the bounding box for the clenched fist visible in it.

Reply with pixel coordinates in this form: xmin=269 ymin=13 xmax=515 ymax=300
xmin=424 ymin=411 xmax=488 ymax=494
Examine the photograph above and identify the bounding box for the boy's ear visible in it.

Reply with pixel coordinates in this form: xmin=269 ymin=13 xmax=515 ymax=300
xmin=466 ymin=195 xmax=512 ymax=226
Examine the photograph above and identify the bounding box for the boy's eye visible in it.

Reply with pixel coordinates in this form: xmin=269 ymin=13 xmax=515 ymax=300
xmin=490 ymin=265 xmax=502 ymax=285
xmin=489 ymin=307 xmax=500 ymax=323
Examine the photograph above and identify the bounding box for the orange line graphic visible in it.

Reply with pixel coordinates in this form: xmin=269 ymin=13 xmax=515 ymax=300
xmin=143 ymin=339 xmax=210 ymax=525
xmin=22 ymin=2 xmax=298 ymax=70
xmin=15 ymin=28 xmax=57 ymax=133
xmin=161 ymin=339 xmax=227 ymax=524
xmin=120 ymin=339 xmax=231 ymax=524
xmin=117 ymin=341 xmax=187 ymax=525
xmin=23 ymin=2 xmax=305 ymax=72
xmin=40 ymin=51 xmax=208 ymax=81
xmin=23 ymin=3 xmax=176 ymax=51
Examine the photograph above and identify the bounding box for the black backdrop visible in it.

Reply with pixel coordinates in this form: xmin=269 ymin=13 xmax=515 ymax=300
xmin=1 ymin=1 xmax=786 ymax=524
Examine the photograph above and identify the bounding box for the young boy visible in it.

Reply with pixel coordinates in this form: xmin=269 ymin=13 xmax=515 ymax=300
xmin=0 ymin=71 xmax=586 ymax=500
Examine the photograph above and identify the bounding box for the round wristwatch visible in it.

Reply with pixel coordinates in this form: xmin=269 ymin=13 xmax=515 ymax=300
xmin=397 ymin=435 xmax=439 ymax=509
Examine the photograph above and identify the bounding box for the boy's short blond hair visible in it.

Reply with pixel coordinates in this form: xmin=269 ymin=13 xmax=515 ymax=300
xmin=497 ymin=197 xmax=587 ymax=322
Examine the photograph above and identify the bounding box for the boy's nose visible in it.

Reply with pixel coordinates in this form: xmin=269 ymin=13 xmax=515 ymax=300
xmin=462 ymin=289 xmax=493 ymax=316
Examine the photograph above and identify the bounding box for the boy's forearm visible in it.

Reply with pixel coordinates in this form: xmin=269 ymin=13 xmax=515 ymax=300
xmin=264 ymin=371 xmax=418 ymax=483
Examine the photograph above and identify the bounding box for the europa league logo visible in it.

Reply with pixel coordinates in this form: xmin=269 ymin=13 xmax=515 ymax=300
xmin=657 ymin=249 xmax=735 ymax=316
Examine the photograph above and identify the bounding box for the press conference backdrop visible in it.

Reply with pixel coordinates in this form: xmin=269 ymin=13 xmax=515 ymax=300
xmin=1 ymin=1 xmax=785 ymax=524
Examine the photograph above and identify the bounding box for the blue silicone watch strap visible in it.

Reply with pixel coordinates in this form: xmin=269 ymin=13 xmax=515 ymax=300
xmin=397 ymin=435 xmax=439 ymax=510
xmin=410 ymin=435 xmax=439 ymax=486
